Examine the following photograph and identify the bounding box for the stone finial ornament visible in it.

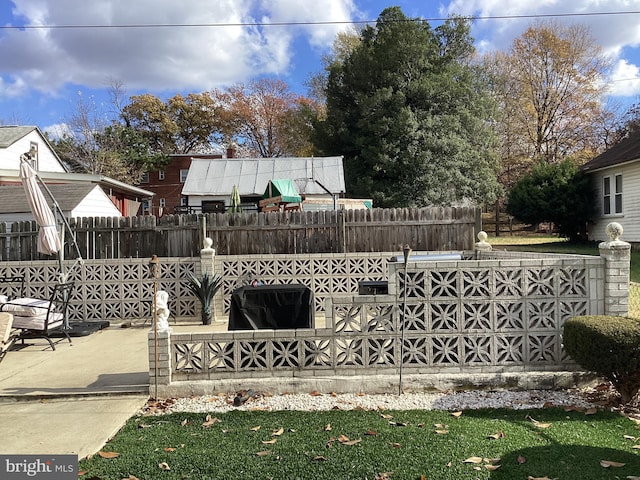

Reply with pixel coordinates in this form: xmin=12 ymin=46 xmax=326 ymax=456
xmin=475 ymin=230 xmax=492 ymax=251
xmin=203 ymin=237 xmax=213 ymax=250
xmin=605 ymin=222 xmax=623 ymax=242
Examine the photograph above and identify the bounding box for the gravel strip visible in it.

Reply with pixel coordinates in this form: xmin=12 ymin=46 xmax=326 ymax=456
xmin=154 ymin=389 xmax=596 ymax=415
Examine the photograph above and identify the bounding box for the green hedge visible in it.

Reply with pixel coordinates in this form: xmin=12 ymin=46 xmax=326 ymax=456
xmin=563 ymin=315 xmax=640 ymax=403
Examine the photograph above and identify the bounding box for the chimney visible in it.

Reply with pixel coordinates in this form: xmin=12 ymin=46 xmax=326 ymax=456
xmin=226 ymin=143 xmax=236 ymax=158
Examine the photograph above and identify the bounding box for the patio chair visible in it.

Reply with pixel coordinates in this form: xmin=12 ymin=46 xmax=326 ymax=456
xmin=2 ymin=282 xmax=74 ymax=351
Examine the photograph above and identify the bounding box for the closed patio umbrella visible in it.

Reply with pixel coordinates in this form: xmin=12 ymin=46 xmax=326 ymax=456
xmin=19 ymin=158 xmax=62 ymax=255
xmin=229 ymin=184 xmax=241 ymax=213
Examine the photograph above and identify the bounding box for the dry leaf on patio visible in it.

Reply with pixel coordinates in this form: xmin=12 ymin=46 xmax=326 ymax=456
xmin=262 ymin=439 xmax=277 ymax=445
xmin=98 ymin=451 xmax=120 ymax=459
xmin=250 ymin=426 xmax=261 ymax=432
xmin=310 ymin=390 xmax=322 ymax=396
xmin=600 ymin=460 xmax=626 ymax=467
xmin=272 ymin=427 xmax=284 ymax=436
xmin=488 ymin=431 xmax=505 ymax=440
xmin=158 ymin=462 xmax=171 ymax=471
xmin=463 ymin=457 xmax=483 ymax=464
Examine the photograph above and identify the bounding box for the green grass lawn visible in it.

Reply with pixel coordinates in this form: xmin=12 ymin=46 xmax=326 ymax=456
xmin=80 ymin=407 xmax=640 ymax=479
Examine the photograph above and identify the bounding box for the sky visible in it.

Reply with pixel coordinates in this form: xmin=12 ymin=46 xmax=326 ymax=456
xmin=1 ymin=0 xmax=640 ymax=137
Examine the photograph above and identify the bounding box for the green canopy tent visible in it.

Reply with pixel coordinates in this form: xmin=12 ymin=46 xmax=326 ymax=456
xmin=260 ymin=179 xmax=303 ymax=212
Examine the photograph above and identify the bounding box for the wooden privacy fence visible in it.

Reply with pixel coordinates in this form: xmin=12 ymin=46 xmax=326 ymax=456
xmin=0 ymin=207 xmax=480 ymax=260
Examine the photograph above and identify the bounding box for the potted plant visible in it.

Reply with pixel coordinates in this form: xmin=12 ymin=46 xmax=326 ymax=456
xmin=186 ymin=272 xmax=223 ymax=325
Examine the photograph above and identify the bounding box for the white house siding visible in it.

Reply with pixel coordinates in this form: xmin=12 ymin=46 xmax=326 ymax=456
xmin=588 ymin=161 xmax=640 ymax=242
xmin=70 ymin=186 xmax=122 ymax=218
xmin=0 ymin=130 xmax=65 ymax=172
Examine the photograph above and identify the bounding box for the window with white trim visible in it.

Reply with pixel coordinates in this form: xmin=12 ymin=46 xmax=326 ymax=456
xmin=159 ymin=170 xmax=165 ymax=180
xmin=603 ymin=174 xmax=623 ymax=215
xmin=180 ymin=196 xmax=188 ymax=206
xmin=159 ymin=198 xmax=166 ymax=208
xmin=140 ymin=172 xmax=149 ymax=183
xmin=180 ymin=169 xmax=189 ymax=183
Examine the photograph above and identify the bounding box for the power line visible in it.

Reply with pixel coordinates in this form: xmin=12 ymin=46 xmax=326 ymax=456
xmin=1 ymin=10 xmax=640 ymax=30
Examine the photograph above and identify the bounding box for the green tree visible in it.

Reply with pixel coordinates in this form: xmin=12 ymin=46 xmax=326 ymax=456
xmin=122 ymin=92 xmax=223 ymax=154
xmin=506 ymin=159 xmax=594 ymax=241
xmin=315 ymin=7 xmax=501 ymax=207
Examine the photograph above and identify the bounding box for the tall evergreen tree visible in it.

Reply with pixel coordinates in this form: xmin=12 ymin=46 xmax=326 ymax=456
xmin=314 ymin=7 xmax=501 ymax=207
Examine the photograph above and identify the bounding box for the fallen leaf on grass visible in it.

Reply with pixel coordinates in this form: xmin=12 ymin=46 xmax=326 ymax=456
xmin=633 ymin=445 xmax=640 ymax=449
xmin=313 ymin=455 xmax=327 ymax=461
xmin=250 ymin=426 xmax=261 ymax=432
xmin=528 ymin=416 xmax=552 ymax=428
xmin=527 ymin=476 xmax=552 ymax=480
xmin=202 ymin=415 xmax=221 ymax=427
xmin=255 ymin=451 xmax=272 ymax=457
xmin=324 ymin=424 xmax=332 ymax=431
xmin=463 ymin=457 xmax=483 ymax=464
xmin=485 ymin=464 xmax=501 ymax=471
xmin=365 ymin=430 xmax=378 ymax=436
xmin=381 ymin=414 xmax=393 ymax=420
xmin=626 ymin=476 xmax=640 ymax=480
xmin=180 ymin=419 xmax=190 ymax=427
xmin=262 ymin=439 xmax=277 ymax=445
xmin=600 ymin=460 xmax=626 ymax=468
xmin=122 ymin=476 xmax=140 ymax=480
xmin=584 ymin=407 xmax=598 ymax=415
xmin=374 ymin=472 xmax=392 ymax=480
xmin=158 ymin=462 xmax=170 ymax=471
xmin=343 ymin=438 xmax=362 ymax=446
xmin=390 ymin=442 xmax=402 ymax=448
xmin=435 ymin=429 xmax=449 ymax=435
xmin=624 ymin=435 xmax=638 ymax=441
xmin=272 ymin=427 xmax=284 ymax=436
xmin=164 ymin=447 xmax=176 ymax=452
xmin=488 ymin=431 xmax=505 ymax=439
xmin=450 ymin=411 xmax=463 ymax=417
xmin=98 ymin=451 xmax=120 ymax=459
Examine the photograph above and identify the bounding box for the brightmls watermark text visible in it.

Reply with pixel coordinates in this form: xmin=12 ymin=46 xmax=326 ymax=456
xmin=0 ymin=455 xmax=77 ymax=479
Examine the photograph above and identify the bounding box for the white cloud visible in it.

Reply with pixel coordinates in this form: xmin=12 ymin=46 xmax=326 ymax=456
xmin=0 ymin=0 xmax=357 ymax=98
xmin=609 ymin=59 xmax=640 ymax=97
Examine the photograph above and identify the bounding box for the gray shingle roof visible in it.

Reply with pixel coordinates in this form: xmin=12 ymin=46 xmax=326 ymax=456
xmin=582 ymin=130 xmax=640 ymax=172
xmin=0 ymin=126 xmax=37 ymax=148
xmin=0 ymin=183 xmax=97 ymax=214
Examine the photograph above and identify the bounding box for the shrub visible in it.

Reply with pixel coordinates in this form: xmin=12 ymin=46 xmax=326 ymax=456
xmin=563 ymin=315 xmax=640 ymax=403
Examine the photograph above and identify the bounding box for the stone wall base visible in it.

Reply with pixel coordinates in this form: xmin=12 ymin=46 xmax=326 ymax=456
xmin=154 ymin=371 xmax=599 ymax=398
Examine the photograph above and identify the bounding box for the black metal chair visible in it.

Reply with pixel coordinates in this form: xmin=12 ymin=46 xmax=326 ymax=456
xmin=5 ymin=282 xmax=74 ymax=351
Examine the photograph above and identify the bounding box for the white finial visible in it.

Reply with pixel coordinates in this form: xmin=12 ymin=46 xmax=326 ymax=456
xmin=605 ymin=222 xmax=623 ymax=242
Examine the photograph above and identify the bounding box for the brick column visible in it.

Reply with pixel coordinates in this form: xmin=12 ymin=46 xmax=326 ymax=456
xmin=148 ymin=329 xmax=171 ymax=397
xmin=598 ymin=222 xmax=631 ymax=317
